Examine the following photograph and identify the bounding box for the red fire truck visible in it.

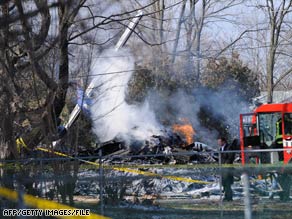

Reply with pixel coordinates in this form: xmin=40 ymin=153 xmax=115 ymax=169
xmin=239 ymin=103 xmax=292 ymax=165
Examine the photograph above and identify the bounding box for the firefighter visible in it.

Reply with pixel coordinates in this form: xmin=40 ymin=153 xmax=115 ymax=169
xmin=284 ymin=114 xmax=292 ymax=135
xmin=275 ymin=118 xmax=284 ymax=161
xmin=273 ymin=116 xmax=291 ymax=201
xmin=218 ymin=136 xmax=235 ymax=201
xmin=276 ymin=118 xmax=283 ymax=144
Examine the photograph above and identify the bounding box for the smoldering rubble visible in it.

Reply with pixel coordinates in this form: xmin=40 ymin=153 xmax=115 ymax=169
xmin=77 ymin=127 xmax=218 ymax=165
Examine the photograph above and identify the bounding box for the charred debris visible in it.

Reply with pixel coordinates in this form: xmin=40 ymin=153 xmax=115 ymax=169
xmin=76 ymin=128 xmax=217 ymax=165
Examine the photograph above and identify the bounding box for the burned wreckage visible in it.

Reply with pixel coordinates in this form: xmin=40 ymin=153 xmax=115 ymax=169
xmin=80 ymin=128 xmax=218 ymax=165
xmin=14 ymin=10 xmax=217 ymax=165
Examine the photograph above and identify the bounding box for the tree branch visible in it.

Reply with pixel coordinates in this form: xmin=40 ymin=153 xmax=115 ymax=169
xmin=15 ymin=0 xmax=57 ymax=91
xmin=274 ymin=68 xmax=292 ymax=88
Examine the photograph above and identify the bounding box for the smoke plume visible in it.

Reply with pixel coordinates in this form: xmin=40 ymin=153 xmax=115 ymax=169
xmin=147 ymin=86 xmax=250 ymax=147
xmin=89 ymin=49 xmax=161 ymax=143
xmin=88 ymin=49 xmax=251 ymax=147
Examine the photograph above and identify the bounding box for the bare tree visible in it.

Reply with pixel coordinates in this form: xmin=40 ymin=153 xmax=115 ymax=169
xmin=171 ymin=0 xmax=243 ymax=84
xmin=261 ymin=0 xmax=292 ymax=103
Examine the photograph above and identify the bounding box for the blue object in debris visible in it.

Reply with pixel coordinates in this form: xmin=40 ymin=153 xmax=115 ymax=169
xmin=77 ymin=87 xmax=92 ymax=115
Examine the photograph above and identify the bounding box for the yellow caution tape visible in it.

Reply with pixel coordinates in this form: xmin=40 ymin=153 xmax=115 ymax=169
xmin=37 ymin=147 xmax=211 ymax=184
xmin=112 ymin=167 xmax=210 ymax=184
xmin=0 ymin=186 xmax=111 ymax=219
xmin=165 ymin=176 xmax=210 ymax=184
xmin=112 ymin=167 xmax=156 ymax=176
xmin=103 ymin=163 xmax=240 ymax=169
xmin=37 ymin=147 xmax=71 ymax=158
xmin=16 ymin=137 xmax=29 ymax=153
xmin=37 ymin=147 xmax=100 ymax=166
xmin=12 ymin=137 xmax=290 ymax=185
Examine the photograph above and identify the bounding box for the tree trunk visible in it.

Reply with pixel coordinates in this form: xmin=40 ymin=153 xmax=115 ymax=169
xmin=266 ymin=46 xmax=275 ymax=103
xmin=53 ymin=2 xmax=69 ymax=118
xmin=171 ymin=0 xmax=187 ymax=64
xmin=0 ymin=3 xmax=18 ymax=159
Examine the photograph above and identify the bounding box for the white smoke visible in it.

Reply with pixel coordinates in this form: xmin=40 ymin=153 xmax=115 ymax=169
xmin=87 ymin=49 xmax=251 ymax=146
xmin=89 ymin=49 xmax=161 ymax=143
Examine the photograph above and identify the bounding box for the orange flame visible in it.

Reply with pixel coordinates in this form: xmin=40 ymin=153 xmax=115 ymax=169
xmin=172 ymin=119 xmax=195 ymax=145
